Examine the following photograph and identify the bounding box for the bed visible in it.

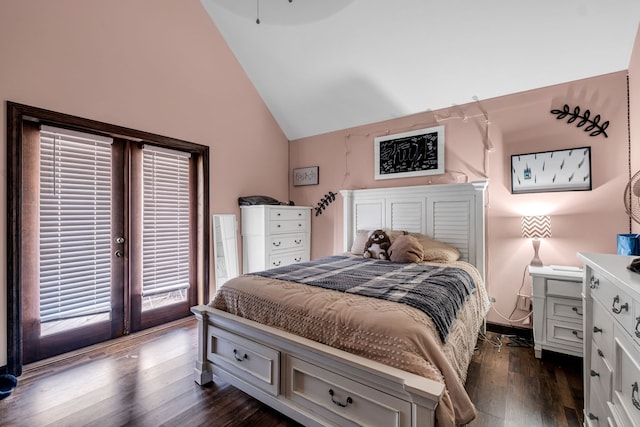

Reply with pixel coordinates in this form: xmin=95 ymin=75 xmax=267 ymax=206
xmin=192 ymin=181 xmax=489 ymax=427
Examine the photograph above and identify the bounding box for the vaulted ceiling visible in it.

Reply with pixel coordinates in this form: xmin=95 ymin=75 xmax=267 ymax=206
xmin=201 ymin=0 xmax=640 ymax=140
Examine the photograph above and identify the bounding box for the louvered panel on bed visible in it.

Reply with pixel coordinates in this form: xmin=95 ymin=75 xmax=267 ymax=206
xmin=341 ymin=181 xmax=487 ymax=280
xmin=431 ymin=200 xmax=471 ymax=262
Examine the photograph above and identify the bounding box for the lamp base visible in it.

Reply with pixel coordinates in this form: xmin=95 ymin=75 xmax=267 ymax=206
xmin=529 ymin=238 xmax=543 ymax=267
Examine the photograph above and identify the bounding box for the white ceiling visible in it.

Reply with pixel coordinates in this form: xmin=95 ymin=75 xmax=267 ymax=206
xmin=201 ymin=0 xmax=640 ymax=140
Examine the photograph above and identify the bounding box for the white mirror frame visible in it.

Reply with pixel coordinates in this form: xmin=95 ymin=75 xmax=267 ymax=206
xmin=212 ymin=214 xmax=239 ymax=287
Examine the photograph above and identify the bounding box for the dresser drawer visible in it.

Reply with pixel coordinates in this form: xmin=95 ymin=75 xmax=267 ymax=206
xmin=269 ymin=251 xmax=308 ymax=269
xmin=587 ymin=381 xmax=610 ymax=427
xmin=633 ymin=300 xmax=640 ymax=348
xmin=590 ymin=272 xmax=634 ymax=332
xmin=547 ymin=279 xmax=582 ymax=298
xmin=269 ymin=233 xmax=306 ymax=252
xmin=208 ymin=327 xmax=280 ymax=396
xmin=546 ymin=319 xmax=583 ymax=349
xmin=593 ymin=299 xmax=615 ymax=362
xmin=286 ymin=356 xmax=411 ymax=427
xmin=270 ymin=208 xmax=308 ymax=221
xmin=270 ymin=220 xmax=308 ymax=234
xmin=612 ymin=325 xmax=640 ymax=427
xmin=590 ymin=342 xmax=613 ymax=401
xmin=547 ymin=296 xmax=583 ymax=322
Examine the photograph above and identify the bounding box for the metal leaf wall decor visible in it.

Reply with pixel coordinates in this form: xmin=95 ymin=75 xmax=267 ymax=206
xmin=315 ymin=191 xmax=336 ymax=216
xmin=550 ymin=104 xmax=609 ymax=138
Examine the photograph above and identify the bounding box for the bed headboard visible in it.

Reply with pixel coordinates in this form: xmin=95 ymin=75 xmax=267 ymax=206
xmin=340 ymin=181 xmax=488 ymax=280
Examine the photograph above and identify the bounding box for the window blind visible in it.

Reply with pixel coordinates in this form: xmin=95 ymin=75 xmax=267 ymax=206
xmin=39 ymin=126 xmax=113 ymax=322
xmin=142 ymin=146 xmax=191 ymax=299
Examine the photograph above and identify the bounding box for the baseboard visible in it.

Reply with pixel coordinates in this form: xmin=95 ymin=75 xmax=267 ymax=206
xmin=486 ymin=321 xmax=533 ymax=338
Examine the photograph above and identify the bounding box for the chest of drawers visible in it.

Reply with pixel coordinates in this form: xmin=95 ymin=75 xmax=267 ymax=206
xmin=241 ymin=205 xmax=311 ymax=273
xmin=529 ymin=266 xmax=584 ymax=358
xmin=579 ymin=252 xmax=640 ymax=427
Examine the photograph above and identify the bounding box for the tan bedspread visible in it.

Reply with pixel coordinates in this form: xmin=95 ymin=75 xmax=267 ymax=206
xmin=211 ymin=260 xmax=490 ymax=426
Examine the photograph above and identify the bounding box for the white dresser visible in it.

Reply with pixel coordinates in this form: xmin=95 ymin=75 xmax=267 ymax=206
xmin=578 ymin=252 xmax=640 ymax=427
xmin=529 ymin=266 xmax=584 ymax=358
xmin=241 ymin=205 xmax=311 ymax=273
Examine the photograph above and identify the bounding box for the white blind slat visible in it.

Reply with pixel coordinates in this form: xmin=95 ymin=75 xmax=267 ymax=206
xmin=39 ymin=127 xmax=113 ymax=322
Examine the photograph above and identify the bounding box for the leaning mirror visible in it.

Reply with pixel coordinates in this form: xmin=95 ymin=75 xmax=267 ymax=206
xmin=212 ymin=214 xmax=239 ymax=286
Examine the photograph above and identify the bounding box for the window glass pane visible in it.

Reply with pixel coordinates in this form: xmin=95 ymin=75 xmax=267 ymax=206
xmin=39 ymin=126 xmax=113 ymax=323
xmin=142 ymin=147 xmax=190 ymax=309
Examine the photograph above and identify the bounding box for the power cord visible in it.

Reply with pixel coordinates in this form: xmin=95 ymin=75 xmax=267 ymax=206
xmin=489 ymin=265 xmax=532 ymax=325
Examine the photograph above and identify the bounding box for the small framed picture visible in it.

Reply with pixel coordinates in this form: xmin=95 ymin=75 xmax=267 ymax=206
xmin=293 ymin=166 xmax=319 ymax=186
xmin=511 ymin=147 xmax=591 ymax=194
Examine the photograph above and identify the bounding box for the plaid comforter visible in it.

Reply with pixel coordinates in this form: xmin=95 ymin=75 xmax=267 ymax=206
xmin=251 ymin=255 xmax=476 ymax=341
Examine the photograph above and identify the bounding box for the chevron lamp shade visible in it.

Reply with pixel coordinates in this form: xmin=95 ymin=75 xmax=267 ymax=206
xmin=521 ymin=215 xmax=551 ymax=239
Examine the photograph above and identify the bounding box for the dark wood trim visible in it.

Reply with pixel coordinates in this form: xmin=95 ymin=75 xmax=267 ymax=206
xmin=6 ymin=101 xmax=211 ymax=374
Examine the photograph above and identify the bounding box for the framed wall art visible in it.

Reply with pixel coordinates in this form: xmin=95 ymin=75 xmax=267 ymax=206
xmin=374 ymin=126 xmax=445 ymax=180
xmin=511 ymin=146 xmax=591 ymax=194
xmin=293 ymin=166 xmax=319 ymax=186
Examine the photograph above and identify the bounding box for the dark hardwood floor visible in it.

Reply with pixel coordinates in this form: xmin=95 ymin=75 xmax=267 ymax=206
xmin=1 ymin=317 xmax=583 ymax=426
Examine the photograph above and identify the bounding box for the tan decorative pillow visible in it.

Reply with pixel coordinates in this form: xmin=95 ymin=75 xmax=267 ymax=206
xmin=388 ymin=234 xmax=424 ymax=263
xmin=410 ymin=232 xmax=461 ymax=262
xmin=350 ymin=229 xmax=407 ymax=255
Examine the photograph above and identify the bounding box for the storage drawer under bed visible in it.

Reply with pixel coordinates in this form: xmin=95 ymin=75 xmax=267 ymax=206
xmin=285 ymin=355 xmax=412 ymax=427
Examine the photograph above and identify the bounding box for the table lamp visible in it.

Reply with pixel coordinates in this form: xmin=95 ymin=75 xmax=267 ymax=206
xmin=521 ymin=215 xmax=551 ymax=267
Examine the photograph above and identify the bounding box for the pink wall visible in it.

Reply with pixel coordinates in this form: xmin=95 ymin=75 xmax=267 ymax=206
xmin=629 ymin=22 xmax=640 ymax=235
xmin=0 ymin=0 xmax=289 ymax=366
xmin=289 ymin=71 xmax=631 ymax=327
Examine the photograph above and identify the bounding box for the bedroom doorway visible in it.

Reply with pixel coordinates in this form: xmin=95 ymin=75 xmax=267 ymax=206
xmin=7 ymin=102 xmax=210 ymax=372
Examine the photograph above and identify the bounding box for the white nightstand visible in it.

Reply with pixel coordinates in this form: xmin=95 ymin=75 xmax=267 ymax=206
xmin=529 ymin=265 xmax=584 ymax=358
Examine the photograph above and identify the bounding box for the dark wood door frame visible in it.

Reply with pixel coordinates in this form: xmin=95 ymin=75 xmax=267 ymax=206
xmin=6 ymin=101 xmax=210 ymax=375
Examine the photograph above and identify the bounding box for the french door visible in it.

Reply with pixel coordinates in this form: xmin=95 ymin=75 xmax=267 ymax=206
xmin=7 ymin=102 xmax=209 ymax=370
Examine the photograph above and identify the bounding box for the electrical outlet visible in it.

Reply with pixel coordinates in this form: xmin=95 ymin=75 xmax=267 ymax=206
xmin=517 ymin=294 xmax=531 ymax=311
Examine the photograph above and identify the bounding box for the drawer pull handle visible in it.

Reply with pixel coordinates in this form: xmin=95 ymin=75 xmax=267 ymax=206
xmin=636 ymin=317 xmax=640 ymax=339
xmin=233 ymin=349 xmax=248 ymax=362
xmin=272 ymin=241 xmax=281 ymax=247
xmin=571 ymin=307 xmax=583 ymax=316
xmin=294 ymin=257 xmax=302 ymax=262
xmin=571 ymin=330 xmax=583 ymax=340
xmin=277 ymin=224 xmax=281 ymax=228
xmin=589 ymin=276 xmax=599 ymax=289
xmin=612 ymin=295 xmax=629 ymax=314
xmin=588 ymin=413 xmax=598 ymax=421
xmin=597 ymin=349 xmax=604 ymax=358
xmin=633 ymin=382 xmax=640 ymax=411
xmin=590 ymin=370 xmax=600 ymax=377
xmin=294 ymin=239 xmax=302 ymax=244
xmin=277 ymin=213 xmax=281 ymax=216
xmin=272 ymin=261 xmax=281 ymax=267
xmin=593 ymin=326 xmax=603 ymax=334
xmin=328 ymin=389 xmax=353 ymax=408
xmin=298 ymin=223 xmax=303 ymax=227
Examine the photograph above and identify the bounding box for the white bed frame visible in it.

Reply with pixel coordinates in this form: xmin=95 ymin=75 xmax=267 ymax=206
xmin=192 ymin=181 xmax=487 ymax=427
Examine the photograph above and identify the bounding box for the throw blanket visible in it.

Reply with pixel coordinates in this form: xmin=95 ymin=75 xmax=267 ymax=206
xmin=251 ymin=255 xmax=476 ymax=341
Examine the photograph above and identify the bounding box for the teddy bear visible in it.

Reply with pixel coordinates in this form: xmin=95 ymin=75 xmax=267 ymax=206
xmin=363 ymin=229 xmax=391 ymax=260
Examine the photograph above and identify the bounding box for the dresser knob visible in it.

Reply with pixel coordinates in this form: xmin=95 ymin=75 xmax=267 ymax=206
xmin=612 ymin=295 xmax=629 ymax=314
xmin=635 ymin=317 xmax=640 ymax=339
xmin=590 ymin=370 xmax=600 ymax=377
xmin=593 ymin=326 xmax=603 ymax=334
xmin=597 ymin=349 xmax=604 ymax=358
xmin=588 ymin=413 xmax=598 ymax=421
xmin=589 ymin=276 xmax=599 ymax=289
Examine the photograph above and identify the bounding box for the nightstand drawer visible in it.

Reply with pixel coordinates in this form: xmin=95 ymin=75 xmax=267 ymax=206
xmin=547 ymin=279 xmax=582 ymax=298
xmin=547 ymin=296 xmax=583 ymax=321
xmin=546 ymin=319 xmax=583 ymax=349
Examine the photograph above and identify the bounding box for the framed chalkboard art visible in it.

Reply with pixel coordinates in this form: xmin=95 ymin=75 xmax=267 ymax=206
xmin=511 ymin=147 xmax=591 ymax=194
xmin=374 ymin=126 xmax=445 ymax=180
